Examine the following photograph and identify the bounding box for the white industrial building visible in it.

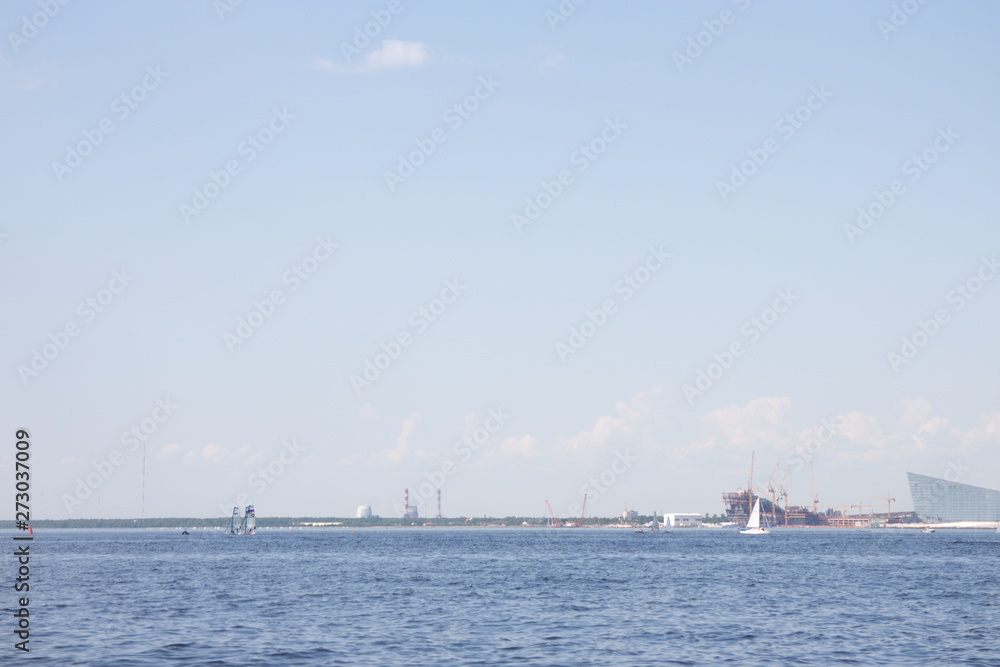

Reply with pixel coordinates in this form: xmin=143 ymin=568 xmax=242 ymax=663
xmin=356 ymin=504 xmax=373 ymax=519
xmin=663 ymin=513 xmax=703 ymax=528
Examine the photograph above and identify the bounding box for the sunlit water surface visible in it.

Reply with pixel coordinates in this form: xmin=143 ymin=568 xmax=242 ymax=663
xmin=15 ymin=527 xmax=1000 ymax=665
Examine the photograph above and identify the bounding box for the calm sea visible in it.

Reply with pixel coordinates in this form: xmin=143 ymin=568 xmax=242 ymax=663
xmin=10 ymin=528 xmax=1000 ymax=665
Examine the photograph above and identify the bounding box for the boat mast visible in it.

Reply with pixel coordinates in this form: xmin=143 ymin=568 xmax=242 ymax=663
xmin=747 ymin=451 xmax=755 ymax=521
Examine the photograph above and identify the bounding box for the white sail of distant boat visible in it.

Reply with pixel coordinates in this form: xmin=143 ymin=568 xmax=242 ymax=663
xmin=229 ymin=507 xmax=241 ymax=534
xmin=650 ymin=511 xmax=659 ymax=534
xmin=229 ymin=505 xmax=256 ymax=535
xmin=244 ymin=505 xmax=256 ymax=534
xmin=739 ymin=498 xmax=770 ymax=535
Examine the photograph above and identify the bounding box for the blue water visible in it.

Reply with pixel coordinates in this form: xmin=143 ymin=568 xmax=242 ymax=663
xmin=11 ymin=528 xmax=1000 ymax=665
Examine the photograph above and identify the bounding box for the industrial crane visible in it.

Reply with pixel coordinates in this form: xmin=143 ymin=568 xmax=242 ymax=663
xmin=545 ymin=499 xmax=561 ymax=527
xmin=780 ymin=463 xmax=791 ymax=526
xmin=871 ymin=495 xmax=895 ymax=523
xmin=810 ymin=462 xmax=819 ymax=514
xmin=576 ymin=493 xmax=587 ymax=527
xmin=851 ymin=503 xmax=872 ymax=526
xmin=767 ymin=459 xmax=781 ymax=525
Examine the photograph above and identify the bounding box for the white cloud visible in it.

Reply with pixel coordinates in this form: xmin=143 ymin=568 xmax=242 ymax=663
xmin=156 ymin=443 xmax=184 ymax=461
xmin=379 ymin=412 xmax=422 ymax=464
xmin=0 ymin=56 xmax=46 ymax=90
xmin=702 ymin=397 xmax=793 ymax=448
xmin=555 ymin=386 xmax=663 ymax=454
xmin=313 ymin=40 xmax=428 ymax=74
xmin=362 ymin=40 xmax=428 ymax=71
xmin=311 ymin=57 xmax=339 ymax=72
xmin=498 ymin=435 xmax=542 ymax=458
xmin=535 ymin=50 xmax=565 ymax=74
xmin=956 ymin=412 xmax=1000 ymax=453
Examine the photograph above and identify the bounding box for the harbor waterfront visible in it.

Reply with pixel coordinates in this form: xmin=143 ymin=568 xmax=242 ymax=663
xmin=13 ymin=528 xmax=1000 ymax=665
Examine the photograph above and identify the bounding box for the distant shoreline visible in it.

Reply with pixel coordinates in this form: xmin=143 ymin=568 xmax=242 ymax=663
xmin=2 ymin=518 xmax=997 ymax=531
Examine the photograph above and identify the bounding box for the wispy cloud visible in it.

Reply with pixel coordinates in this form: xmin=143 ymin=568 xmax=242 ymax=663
xmin=555 ymin=386 xmax=663 ymax=454
xmin=0 ymin=55 xmax=47 ymax=90
xmin=156 ymin=443 xmax=184 ymax=461
xmin=498 ymin=435 xmax=542 ymax=458
xmin=535 ymin=50 xmax=565 ymax=74
xmin=154 ymin=442 xmax=253 ymax=466
xmin=379 ymin=412 xmax=423 ymax=463
xmin=313 ymin=40 xmax=429 ymax=74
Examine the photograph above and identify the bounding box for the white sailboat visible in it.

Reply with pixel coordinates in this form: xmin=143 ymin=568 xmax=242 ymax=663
xmin=650 ymin=512 xmax=659 ymax=534
xmin=739 ymin=498 xmax=770 ymax=535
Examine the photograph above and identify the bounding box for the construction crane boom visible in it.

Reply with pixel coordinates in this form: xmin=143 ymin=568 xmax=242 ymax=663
xmin=810 ymin=462 xmax=819 ymax=514
xmin=578 ymin=493 xmax=587 ymax=527
xmin=871 ymin=496 xmax=895 ymax=522
xmin=545 ymin=500 xmax=561 ymax=527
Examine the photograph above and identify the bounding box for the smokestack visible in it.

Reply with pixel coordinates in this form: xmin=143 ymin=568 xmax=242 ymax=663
xmin=436 ymin=489 xmax=442 ymax=519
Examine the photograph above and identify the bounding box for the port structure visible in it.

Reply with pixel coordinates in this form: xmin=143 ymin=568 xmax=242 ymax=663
xmin=723 ymin=454 xmax=909 ymax=527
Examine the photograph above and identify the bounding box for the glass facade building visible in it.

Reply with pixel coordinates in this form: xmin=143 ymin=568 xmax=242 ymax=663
xmin=907 ymin=472 xmax=1000 ymax=522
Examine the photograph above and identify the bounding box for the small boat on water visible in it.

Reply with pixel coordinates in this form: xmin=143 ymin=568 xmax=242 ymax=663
xmin=921 ymin=526 xmax=936 ymax=534
xmin=739 ymin=499 xmax=770 ymax=535
xmin=229 ymin=505 xmax=256 ymax=535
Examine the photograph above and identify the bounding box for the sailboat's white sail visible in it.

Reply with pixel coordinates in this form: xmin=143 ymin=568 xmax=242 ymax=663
xmin=740 ymin=498 xmax=770 ymax=535
xmin=747 ymin=500 xmax=761 ymax=529
xmin=244 ymin=506 xmax=256 ymax=534
xmin=229 ymin=507 xmax=241 ymax=534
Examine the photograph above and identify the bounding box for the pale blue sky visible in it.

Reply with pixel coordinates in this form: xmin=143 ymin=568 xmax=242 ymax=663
xmin=2 ymin=1 xmax=998 ymax=519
